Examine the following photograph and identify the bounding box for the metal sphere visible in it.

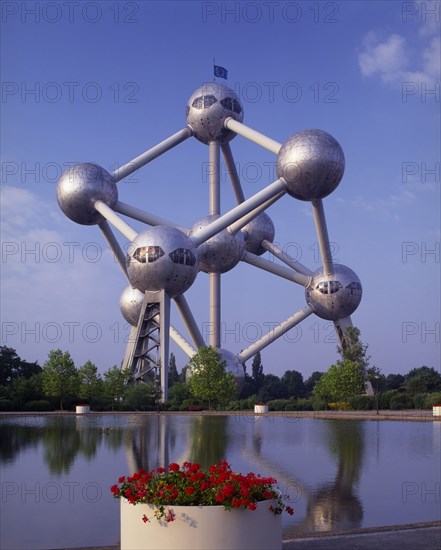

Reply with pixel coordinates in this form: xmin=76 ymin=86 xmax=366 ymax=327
xmin=56 ymin=163 xmax=118 ymax=225
xmin=276 ymin=130 xmax=345 ymax=201
xmin=306 ymin=264 xmax=362 ymax=321
xmin=190 ymin=216 xmax=244 ymax=273
xmin=218 ymin=348 xmax=245 ymax=391
xmin=241 ymin=212 xmax=275 ymax=256
xmin=186 ymin=83 xmax=244 ymax=144
xmin=126 ymin=226 xmax=198 ymax=298
xmin=119 ymin=285 xmax=144 ymax=327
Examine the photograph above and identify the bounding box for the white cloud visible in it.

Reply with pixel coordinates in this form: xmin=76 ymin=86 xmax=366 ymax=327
xmin=359 ymin=33 xmax=408 ymax=82
xmin=358 ymin=5 xmax=440 ymax=87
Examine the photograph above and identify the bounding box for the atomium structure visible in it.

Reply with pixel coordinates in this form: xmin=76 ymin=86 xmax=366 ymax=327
xmin=57 ymin=82 xmax=362 ymax=401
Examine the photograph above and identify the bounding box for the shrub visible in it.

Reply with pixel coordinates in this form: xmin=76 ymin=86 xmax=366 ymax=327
xmin=328 ymin=402 xmax=352 ymax=411
xmin=0 ymin=398 xmax=15 ymax=411
xmin=349 ymin=395 xmax=375 ymax=410
xmin=413 ymin=393 xmax=428 ymax=409
xmin=186 ymin=404 xmax=206 ymax=411
xmin=378 ymin=390 xmax=398 ymax=410
xmin=425 ymin=392 xmax=441 ymax=408
xmin=389 ymin=393 xmax=414 ymax=410
xmin=23 ymin=400 xmax=55 ymax=411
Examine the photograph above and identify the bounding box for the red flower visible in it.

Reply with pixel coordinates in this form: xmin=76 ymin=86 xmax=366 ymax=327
xmin=111 ymin=460 xmax=294 ymax=524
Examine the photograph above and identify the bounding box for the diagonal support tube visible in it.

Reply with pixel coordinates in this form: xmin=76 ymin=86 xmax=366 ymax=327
xmin=191 ymin=178 xmax=287 ymax=247
xmin=94 ymin=201 xmax=137 ymax=241
xmin=173 ymin=294 xmax=205 ymax=349
xmin=98 ymin=220 xmax=129 ymax=280
xmin=224 ymin=118 xmax=282 ymax=154
xmin=237 ymin=305 xmax=314 ymax=363
xmin=113 ymin=200 xmax=188 ymax=233
xmin=112 ymin=127 xmax=193 ymax=182
xmin=261 ymin=240 xmax=313 ymax=276
xmin=228 ymin=191 xmax=284 ymax=235
xmin=311 ymin=199 xmax=334 ymax=276
xmin=221 ymin=142 xmax=245 ymax=204
xmin=241 ymin=251 xmax=310 ymax=286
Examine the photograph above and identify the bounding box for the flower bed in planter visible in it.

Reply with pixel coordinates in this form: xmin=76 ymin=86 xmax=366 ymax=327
xmin=112 ymin=461 xmax=293 ymax=550
xmin=120 ymin=497 xmax=282 ymax=550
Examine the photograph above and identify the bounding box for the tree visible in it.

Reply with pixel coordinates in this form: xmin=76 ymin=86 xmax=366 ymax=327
xmin=304 ymin=371 xmax=324 ymax=394
xmin=385 ymin=373 xmax=405 ymax=391
xmin=251 ymin=352 xmax=265 ymax=393
xmin=281 ymin=370 xmax=305 ymax=398
xmin=124 ymin=383 xmax=159 ymax=410
xmin=187 ymin=346 xmax=237 ymax=409
xmin=405 ymin=366 xmax=441 ymax=394
xmin=78 ymin=361 xmax=102 ymax=404
xmin=168 ymin=353 xmax=180 ymax=387
xmin=0 ymin=346 xmax=41 ymax=385
xmin=338 ymin=327 xmax=370 ymax=379
xmin=103 ymin=365 xmax=131 ymax=409
xmin=313 ymin=359 xmax=365 ymax=404
xmin=42 ymin=349 xmax=79 ymax=410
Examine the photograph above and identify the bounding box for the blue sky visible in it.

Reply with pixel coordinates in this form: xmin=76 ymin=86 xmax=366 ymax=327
xmin=1 ymin=0 xmax=440 ymax=379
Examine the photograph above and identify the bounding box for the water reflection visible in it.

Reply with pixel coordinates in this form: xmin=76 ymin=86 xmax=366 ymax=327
xmin=303 ymin=421 xmax=364 ymax=531
xmin=0 ymin=416 xmax=126 ymax=475
xmin=1 ymin=413 xmax=439 ymax=548
xmin=188 ymin=416 xmax=229 ymax=468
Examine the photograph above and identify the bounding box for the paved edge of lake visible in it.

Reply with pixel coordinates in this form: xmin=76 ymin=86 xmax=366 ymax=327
xmin=43 ymin=521 xmax=441 ymax=550
xmin=1 ymin=409 xmax=439 ymax=421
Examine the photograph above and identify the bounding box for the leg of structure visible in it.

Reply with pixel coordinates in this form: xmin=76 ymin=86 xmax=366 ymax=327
xmin=221 ymin=143 xmax=245 ymax=204
xmin=94 ymin=201 xmax=137 ymax=241
xmin=209 ymin=142 xmax=221 ymax=348
xmin=311 ymin=199 xmax=334 ymax=276
xmin=121 ymin=290 xmax=171 ymax=402
xmin=98 ymin=220 xmax=129 ymax=280
xmin=173 ymin=294 xmax=205 ymax=349
xmin=159 ymin=290 xmax=170 ymax=402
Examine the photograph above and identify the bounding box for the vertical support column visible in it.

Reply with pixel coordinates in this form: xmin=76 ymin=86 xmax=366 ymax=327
xmin=209 ymin=142 xmax=221 ymax=348
xmin=159 ymin=290 xmax=170 ymax=402
xmin=311 ymin=199 xmax=334 ymax=276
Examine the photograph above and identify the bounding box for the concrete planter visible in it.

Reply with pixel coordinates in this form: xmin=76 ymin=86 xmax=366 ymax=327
xmin=433 ymin=405 xmax=441 ymax=417
xmin=254 ymin=404 xmax=269 ymax=414
xmin=120 ymin=498 xmax=282 ymax=550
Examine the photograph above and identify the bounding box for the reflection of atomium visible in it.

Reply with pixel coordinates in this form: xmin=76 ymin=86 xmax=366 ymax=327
xmin=56 ymin=81 xmax=362 ymax=401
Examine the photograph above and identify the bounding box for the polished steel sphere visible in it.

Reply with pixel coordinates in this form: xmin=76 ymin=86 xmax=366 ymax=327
xmin=187 ymin=348 xmax=245 ymax=390
xmin=56 ymin=163 xmax=118 ymax=225
xmin=190 ymin=215 xmax=244 ymax=273
xmin=241 ymin=212 xmax=275 ymax=256
xmin=126 ymin=226 xmax=198 ymax=298
xmin=119 ymin=285 xmax=144 ymax=326
xmin=306 ymin=264 xmax=362 ymax=321
xmin=186 ymin=83 xmax=244 ymax=144
xmin=276 ymin=130 xmax=345 ymax=201
xmin=219 ymin=348 xmax=245 ymax=390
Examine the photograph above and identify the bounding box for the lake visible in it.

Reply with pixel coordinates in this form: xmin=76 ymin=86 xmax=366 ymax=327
xmin=0 ymin=413 xmax=439 ymax=549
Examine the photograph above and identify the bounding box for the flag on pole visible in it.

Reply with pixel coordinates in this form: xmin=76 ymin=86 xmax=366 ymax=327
xmin=214 ymin=65 xmax=228 ymax=80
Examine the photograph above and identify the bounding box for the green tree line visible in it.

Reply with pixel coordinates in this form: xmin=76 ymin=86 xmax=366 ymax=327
xmin=1 ymin=331 xmax=440 ymax=412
